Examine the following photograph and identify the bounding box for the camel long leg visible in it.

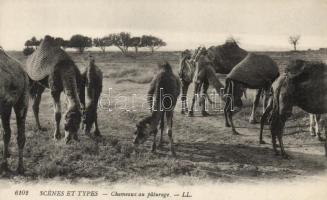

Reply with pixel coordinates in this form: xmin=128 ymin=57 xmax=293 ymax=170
xmin=158 ymin=112 xmax=165 ymax=147
xmin=272 ymin=132 xmax=278 ymax=155
xmin=227 ymin=110 xmax=240 ymax=135
xmin=259 ymin=97 xmax=273 ymax=144
xmin=14 ymin=100 xmax=28 ymax=174
xmin=32 ymin=86 xmax=45 ymax=131
xmin=203 ymin=79 xmax=214 ymax=104
xmin=309 ymin=114 xmax=316 ymax=136
xmin=315 ymin=114 xmax=323 ymax=141
xmin=271 ymin=115 xmax=287 ymax=157
xmin=200 ymin=79 xmax=210 ymax=116
xmin=166 ymin=111 xmax=176 ymax=156
xmin=180 ymin=81 xmax=190 ymax=114
xmin=51 ymin=91 xmax=62 ymax=140
xmin=249 ymin=89 xmax=262 ymax=124
xmin=92 ymin=102 xmax=101 ymax=137
xmin=324 ymin=118 xmax=327 ymax=158
xmin=262 ymin=88 xmax=270 ymax=113
xmin=1 ymin=105 xmax=12 ymax=171
xmin=188 ymin=81 xmax=202 ymax=117
xmin=151 ymin=129 xmax=158 ymax=153
xmin=94 ymin=114 xmax=101 ymax=136
xmin=276 ymin=118 xmax=288 ymax=158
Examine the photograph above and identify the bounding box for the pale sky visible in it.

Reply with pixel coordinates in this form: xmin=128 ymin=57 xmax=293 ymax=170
xmin=1 ymin=0 xmax=327 ymax=51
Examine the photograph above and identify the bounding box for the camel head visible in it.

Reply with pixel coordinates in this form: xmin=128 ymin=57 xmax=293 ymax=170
xmin=133 ymin=116 xmax=153 ymax=145
xmin=64 ymin=108 xmax=82 ymax=144
xmin=89 ymin=54 xmax=95 ymax=66
xmin=181 ymin=49 xmax=191 ymax=59
xmin=192 ymin=46 xmax=207 ymax=62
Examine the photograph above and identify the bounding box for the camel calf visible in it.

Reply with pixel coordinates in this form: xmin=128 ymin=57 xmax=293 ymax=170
xmin=82 ymin=55 xmax=103 ymax=137
xmin=133 ymin=61 xmax=180 ymax=155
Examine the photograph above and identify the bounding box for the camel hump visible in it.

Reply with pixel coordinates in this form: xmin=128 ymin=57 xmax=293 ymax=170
xmin=227 ymin=53 xmax=279 ymax=88
xmin=26 ymin=35 xmax=71 ymax=81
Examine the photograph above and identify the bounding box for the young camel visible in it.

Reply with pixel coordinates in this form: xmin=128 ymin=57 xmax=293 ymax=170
xmin=0 ymin=48 xmax=29 ymax=174
xmin=179 ymin=48 xmax=212 ymax=116
xmin=260 ymin=60 xmax=327 ymax=158
xmin=133 ymin=61 xmax=180 ymax=156
xmin=81 ymin=55 xmax=103 ymax=137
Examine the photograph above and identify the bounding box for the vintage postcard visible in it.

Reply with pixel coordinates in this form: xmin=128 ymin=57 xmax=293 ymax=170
xmin=0 ymin=0 xmax=327 ymax=199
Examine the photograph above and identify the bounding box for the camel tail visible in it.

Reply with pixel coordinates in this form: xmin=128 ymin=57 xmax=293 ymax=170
xmin=28 ymin=76 xmax=39 ymax=100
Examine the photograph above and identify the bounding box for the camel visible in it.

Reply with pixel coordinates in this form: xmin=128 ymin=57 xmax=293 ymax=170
xmin=179 ymin=48 xmax=211 ymax=116
xmin=27 ymin=36 xmax=84 ymax=144
xmin=133 ymin=61 xmax=180 ymax=156
xmin=260 ymin=60 xmax=327 ymax=158
xmin=81 ymin=55 xmax=103 ymax=137
xmin=224 ymin=53 xmax=279 ymax=136
xmin=0 ymin=48 xmax=29 ymax=174
xmin=188 ymin=41 xmax=269 ymax=123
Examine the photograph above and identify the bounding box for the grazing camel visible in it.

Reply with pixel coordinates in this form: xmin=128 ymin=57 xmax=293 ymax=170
xmin=27 ymin=36 xmax=84 ymax=143
xmin=189 ymin=41 xmax=269 ymax=123
xmin=260 ymin=60 xmax=327 ymax=158
xmin=0 ymin=48 xmax=29 ymax=174
xmin=224 ymin=53 xmax=279 ymax=137
xmin=81 ymin=55 xmax=103 ymax=137
xmin=179 ymin=48 xmax=211 ymax=116
xmin=133 ymin=61 xmax=180 ymax=156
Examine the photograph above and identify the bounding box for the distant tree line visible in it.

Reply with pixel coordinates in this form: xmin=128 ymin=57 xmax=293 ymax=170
xmin=23 ymin=32 xmax=166 ymax=56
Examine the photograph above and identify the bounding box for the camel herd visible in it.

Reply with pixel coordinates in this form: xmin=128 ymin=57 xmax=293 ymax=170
xmin=0 ymin=36 xmax=326 ymax=174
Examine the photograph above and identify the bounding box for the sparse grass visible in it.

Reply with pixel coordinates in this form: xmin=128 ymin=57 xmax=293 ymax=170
xmin=106 ymin=68 xmax=140 ymax=78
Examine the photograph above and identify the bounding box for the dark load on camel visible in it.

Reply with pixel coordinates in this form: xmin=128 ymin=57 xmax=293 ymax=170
xmin=227 ymin=53 xmax=279 ymax=89
xmin=26 ymin=35 xmax=71 ymax=81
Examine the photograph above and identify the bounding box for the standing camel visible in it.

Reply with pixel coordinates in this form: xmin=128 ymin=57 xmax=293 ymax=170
xmin=188 ymin=41 xmax=269 ymax=123
xmin=224 ymin=53 xmax=279 ymax=137
xmin=179 ymin=48 xmax=211 ymax=116
xmin=0 ymin=48 xmax=29 ymax=174
xmin=260 ymin=60 xmax=327 ymax=158
xmin=27 ymin=36 xmax=84 ymax=143
xmin=81 ymin=55 xmax=103 ymax=137
xmin=133 ymin=61 xmax=180 ymax=156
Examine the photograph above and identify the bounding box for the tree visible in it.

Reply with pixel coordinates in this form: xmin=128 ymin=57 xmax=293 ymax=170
xmin=289 ymin=35 xmax=301 ymax=51
xmin=69 ymin=34 xmax=92 ymax=53
xmin=107 ymin=32 xmax=131 ymax=54
xmin=129 ymin=37 xmax=141 ymax=53
xmin=93 ymin=37 xmax=113 ymax=53
xmin=54 ymin=37 xmax=70 ymax=49
xmin=24 ymin=36 xmax=41 ymax=49
xmin=140 ymin=35 xmax=166 ymax=53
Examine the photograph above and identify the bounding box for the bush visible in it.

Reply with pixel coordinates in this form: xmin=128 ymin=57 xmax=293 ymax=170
xmin=23 ymin=47 xmax=35 ymax=56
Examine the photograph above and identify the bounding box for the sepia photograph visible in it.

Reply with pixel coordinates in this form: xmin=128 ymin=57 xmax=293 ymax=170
xmin=0 ymin=0 xmax=327 ymax=199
